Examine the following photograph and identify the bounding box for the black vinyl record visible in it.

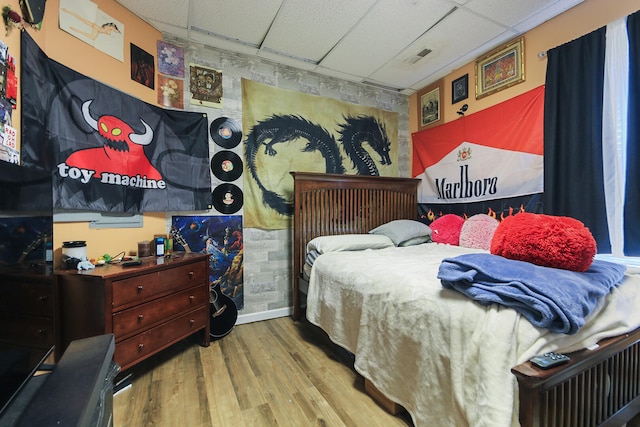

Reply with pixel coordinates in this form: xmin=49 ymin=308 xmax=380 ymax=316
xmin=212 ymin=183 xmax=243 ymax=214
xmin=211 ymin=150 xmax=243 ymax=182
xmin=210 ymin=116 xmax=241 ymax=149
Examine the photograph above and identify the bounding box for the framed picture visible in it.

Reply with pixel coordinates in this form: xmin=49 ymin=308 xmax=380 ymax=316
xmin=475 ymin=37 xmax=525 ymax=99
xmin=418 ymin=80 xmax=443 ymax=129
xmin=452 ymin=74 xmax=468 ymax=104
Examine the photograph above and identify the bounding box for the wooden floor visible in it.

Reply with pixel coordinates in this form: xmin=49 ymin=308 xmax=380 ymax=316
xmin=113 ymin=317 xmax=413 ymax=427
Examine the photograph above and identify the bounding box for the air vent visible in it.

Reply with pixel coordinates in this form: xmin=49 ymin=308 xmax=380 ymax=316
xmin=405 ymin=48 xmax=432 ymax=65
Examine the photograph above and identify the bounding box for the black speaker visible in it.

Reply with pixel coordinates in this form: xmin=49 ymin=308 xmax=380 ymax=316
xmin=19 ymin=0 xmax=46 ymax=25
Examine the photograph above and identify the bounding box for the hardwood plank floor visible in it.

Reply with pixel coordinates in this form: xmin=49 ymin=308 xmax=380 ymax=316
xmin=113 ymin=317 xmax=413 ymax=427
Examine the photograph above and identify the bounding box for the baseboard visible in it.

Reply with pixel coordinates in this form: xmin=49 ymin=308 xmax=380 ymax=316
xmin=236 ymin=307 xmax=292 ymax=325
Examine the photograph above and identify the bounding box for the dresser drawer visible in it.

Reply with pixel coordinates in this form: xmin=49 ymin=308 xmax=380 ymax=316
xmin=112 ymin=285 xmax=208 ymax=339
xmin=0 ymin=313 xmax=54 ymax=348
xmin=112 ymin=261 xmax=207 ymax=308
xmin=114 ymin=304 xmax=209 ymax=370
xmin=0 ymin=281 xmax=53 ymax=317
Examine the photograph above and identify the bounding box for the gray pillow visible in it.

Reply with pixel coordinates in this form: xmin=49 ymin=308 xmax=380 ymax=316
xmin=369 ymin=220 xmax=432 ymax=246
xmin=398 ymin=235 xmax=433 ymax=247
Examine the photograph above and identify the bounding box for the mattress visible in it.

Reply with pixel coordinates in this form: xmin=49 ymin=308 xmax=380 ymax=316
xmin=306 ymin=243 xmax=640 ymax=427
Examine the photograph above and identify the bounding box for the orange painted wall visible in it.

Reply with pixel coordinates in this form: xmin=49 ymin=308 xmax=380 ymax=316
xmin=409 ymin=0 xmax=640 ymax=133
xmin=2 ymin=0 xmax=165 ymax=260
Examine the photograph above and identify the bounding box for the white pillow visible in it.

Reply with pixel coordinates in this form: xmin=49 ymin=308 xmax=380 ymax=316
xmin=369 ymin=219 xmax=432 ymax=246
xmin=306 ymin=234 xmax=394 ymax=254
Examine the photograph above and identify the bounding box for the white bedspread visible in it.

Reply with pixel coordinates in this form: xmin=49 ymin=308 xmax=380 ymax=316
xmin=306 ymin=243 xmax=640 ymax=427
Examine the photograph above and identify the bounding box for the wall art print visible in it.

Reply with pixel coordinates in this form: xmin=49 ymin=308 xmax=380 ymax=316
xmin=157 ymin=40 xmax=185 ymax=78
xmin=189 ymin=63 xmax=222 ymax=108
xmin=58 ymin=0 xmax=124 ymax=62
xmin=171 ymin=215 xmax=243 ymax=310
xmin=242 ymin=78 xmax=398 ymax=230
xmin=130 ymin=44 xmax=154 ymax=89
xmin=417 ymin=80 xmax=443 ymax=130
xmin=475 ymin=37 xmax=525 ymax=99
xmin=157 ymin=74 xmax=184 ymax=109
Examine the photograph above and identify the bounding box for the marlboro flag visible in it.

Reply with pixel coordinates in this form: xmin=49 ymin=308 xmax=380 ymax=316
xmin=412 ymin=86 xmax=544 ymax=204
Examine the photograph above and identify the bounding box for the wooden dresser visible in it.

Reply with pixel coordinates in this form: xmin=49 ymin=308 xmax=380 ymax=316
xmin=55 ymin=253 xmax=210 ymax=372
xmin=0 ymin=264 xmax=55 ymax=361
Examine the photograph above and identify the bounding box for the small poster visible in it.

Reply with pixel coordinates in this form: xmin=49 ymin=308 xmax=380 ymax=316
xmin=171 ymin=215 xmax=243 ymax=310
xmin=157 ymin=74 xmax=184 ymax=109
xmin=189 ymin=63 xmax=222 ymax=108
xmin=0 ymin=123 xmax=19 ymax=164
xmin=157 ymin=41 xmax=184 ymax=78
xmin=59 ymin=0 xmax=125 ymax=62
xmin=130 ymin=44 xmax=154 ymax=89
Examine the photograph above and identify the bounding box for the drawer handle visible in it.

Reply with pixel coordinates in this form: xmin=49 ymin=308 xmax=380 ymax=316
xmin=188 ymin=271 xmax=194 ymax=277
xmin=189 ymin=319 xmax=195 ymax=327
xmin=38 ymin=295 xmax=48 ymax=302
xmin=189 ymin=295 xmax=195 ymax=302
xmin=38 ymin=329 xmax=47 ymax=335
xmin=138 ymin=314 xmax=144 ymax=321
xmin=137 ymin=285 xmax=144 ymax=293
xmin=138 ymin=343 xmax=144 ymax=352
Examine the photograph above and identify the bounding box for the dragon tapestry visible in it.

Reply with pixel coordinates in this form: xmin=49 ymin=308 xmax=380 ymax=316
xmin=242 ymin=79 xmax=398 ymax=229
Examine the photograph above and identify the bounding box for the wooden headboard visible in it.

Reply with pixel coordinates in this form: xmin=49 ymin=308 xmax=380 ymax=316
xmin=290 ymin=172 xmax=419 ymax=320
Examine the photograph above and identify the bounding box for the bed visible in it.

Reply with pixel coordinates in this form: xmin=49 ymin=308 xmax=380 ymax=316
xmin=291 ymin=171 xmax=640 ymax=427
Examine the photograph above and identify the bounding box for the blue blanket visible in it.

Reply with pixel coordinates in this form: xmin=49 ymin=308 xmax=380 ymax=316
xmin=438 ymin=253 xmax=627 ymax=334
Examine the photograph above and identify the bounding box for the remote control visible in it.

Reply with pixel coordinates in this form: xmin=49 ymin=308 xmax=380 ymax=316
xmin=530 ymin=352 xmax=570 ymax=369
xmin=121 ymin=260 xmax=142 ymax=267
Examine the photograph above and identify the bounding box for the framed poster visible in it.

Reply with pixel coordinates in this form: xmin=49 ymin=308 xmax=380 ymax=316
xmin=475 ymin=37 xmax=525 ymax=99
xmin=417 ymin=80 xmax=443 ymax=129
xmin=452 ymin=74 xmax=468 ymax=104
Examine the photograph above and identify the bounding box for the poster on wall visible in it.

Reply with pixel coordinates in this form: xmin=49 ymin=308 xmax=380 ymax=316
xmin=157 ymin=75 xmax=184 ymax=109
xmin=157 ymin=41 xmax=185 ymax=78
xmin=130 ymin=44 xmax=154 ymax=89
xmin=58 ymin=0 xmax=124 ymax=62
xmin=189 ymin=63 xmax=222 ymax=108
xmin=171 ymin=215 xmax=244 ymax=311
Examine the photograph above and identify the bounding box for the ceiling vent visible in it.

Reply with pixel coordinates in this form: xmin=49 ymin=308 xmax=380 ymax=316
xmin=405 ymin=48 xmax=432 ymax=65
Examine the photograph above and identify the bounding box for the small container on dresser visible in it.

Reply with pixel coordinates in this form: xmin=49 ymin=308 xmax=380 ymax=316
xmin=55 ymin=252 xmax=211 ymax=372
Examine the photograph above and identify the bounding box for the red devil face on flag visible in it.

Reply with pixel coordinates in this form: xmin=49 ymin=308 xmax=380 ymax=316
xmin=62 ymin=100 xmax=164 ymax=186
xmin=20 ymin=33 xmax=210 ymax=213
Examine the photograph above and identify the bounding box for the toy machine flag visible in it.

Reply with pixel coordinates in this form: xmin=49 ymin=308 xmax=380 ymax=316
xmin=412 ymin=86 xmax=544 ymax=205
xmin=20 ymin=32 xmax=211 ymax=213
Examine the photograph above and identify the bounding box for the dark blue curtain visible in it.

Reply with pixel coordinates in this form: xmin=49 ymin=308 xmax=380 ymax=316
xmin=624 ymin=11 xmax=640 ymax=254
xmin=542 ymin=27 xmax=610 ymax=252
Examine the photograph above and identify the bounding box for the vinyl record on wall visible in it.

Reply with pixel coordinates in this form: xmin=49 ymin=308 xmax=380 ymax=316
xmin=211 ymin=150 xmax=243 ymax=182
xmin=212 ymin=183 xmax=243 ymax=214
xmin=210 ymin=116 xmax=241 ymax=149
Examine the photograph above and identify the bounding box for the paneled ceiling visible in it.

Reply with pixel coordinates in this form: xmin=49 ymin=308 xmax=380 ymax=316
xmin=115 ymin=0 xmax=583 ymax=95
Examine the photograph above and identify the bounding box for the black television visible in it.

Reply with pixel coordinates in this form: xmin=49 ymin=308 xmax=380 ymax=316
xmin=0 ymin=161 xmax=54 ymax=417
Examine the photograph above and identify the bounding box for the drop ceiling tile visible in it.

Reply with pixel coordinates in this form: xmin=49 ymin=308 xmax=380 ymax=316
xmin=190 ymin=0 xmax=283 ymax=46
xmin=320 ymin=0 xmax=455 ymax=77
xmin=261 ymin=0 xmax=377 ymax=63
xmin=116 ymin=0 xmax=190 ymax=28
xmin=369 ymin=8 xmax=506 ymax=89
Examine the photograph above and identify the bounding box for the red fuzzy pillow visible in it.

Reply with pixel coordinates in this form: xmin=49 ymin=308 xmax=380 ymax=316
xmin=490 ymin=212 xmax=597 ymax=272
xmin=430 ymin=214 xmax=465 ymax=245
